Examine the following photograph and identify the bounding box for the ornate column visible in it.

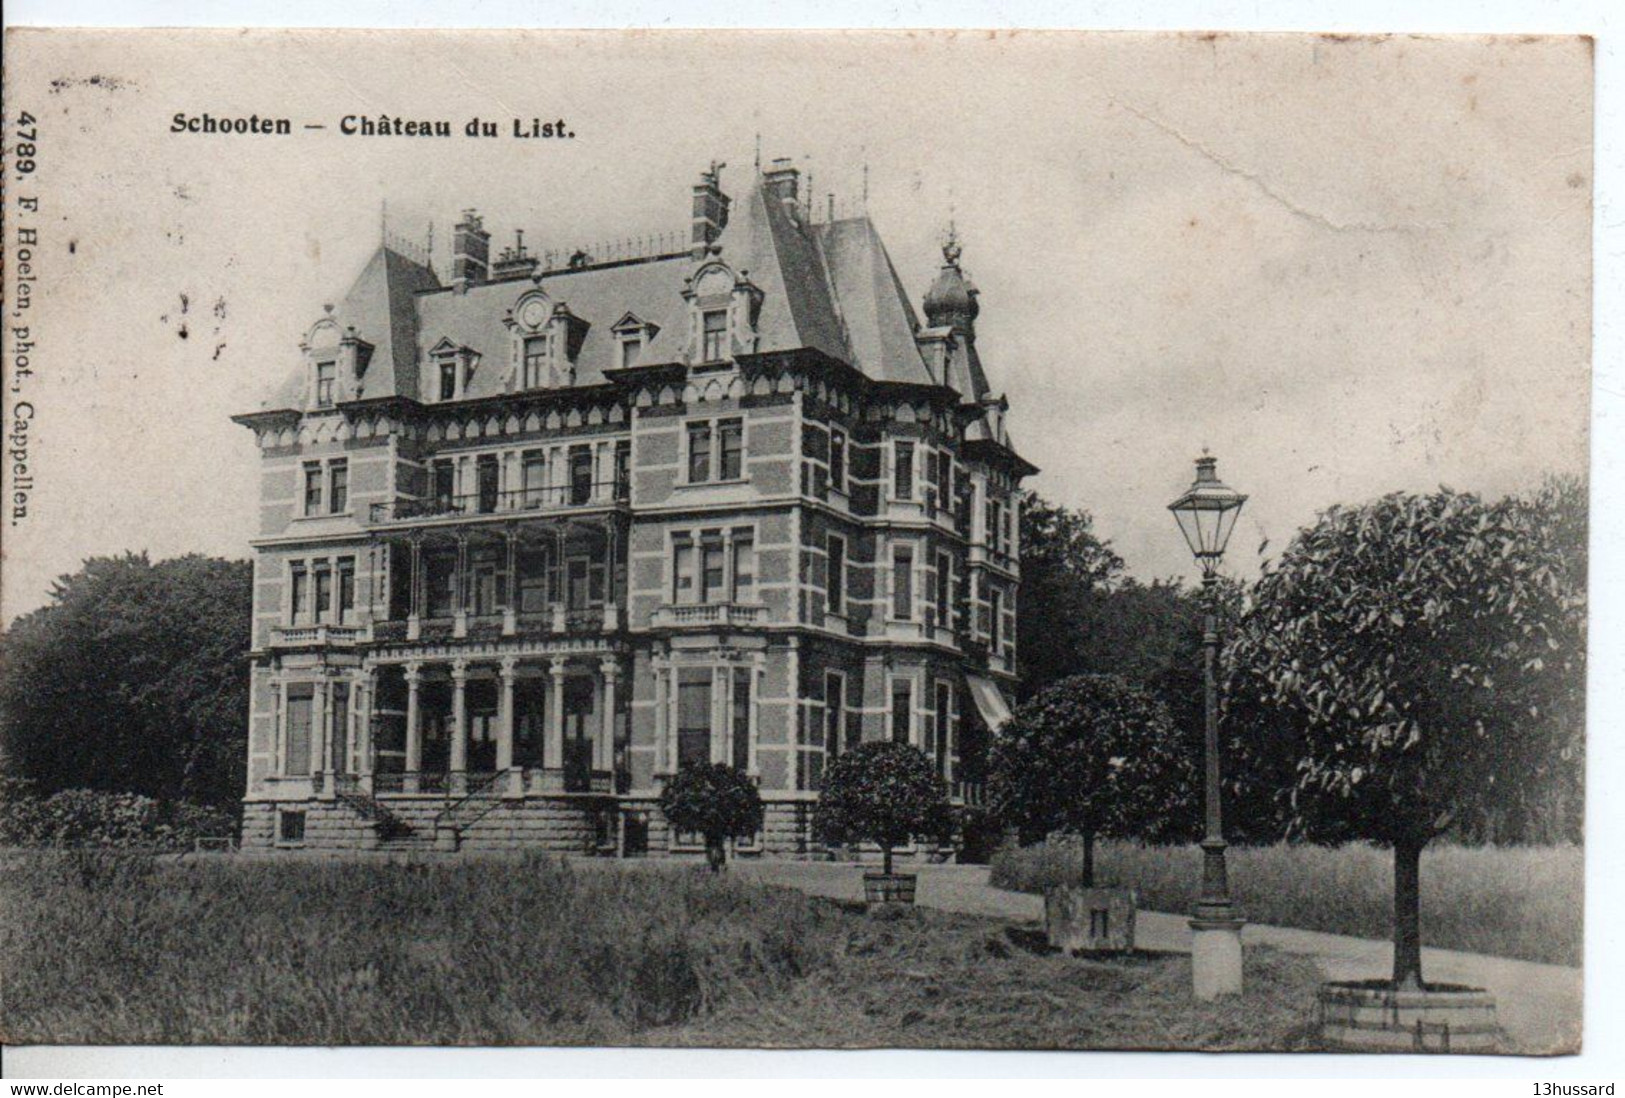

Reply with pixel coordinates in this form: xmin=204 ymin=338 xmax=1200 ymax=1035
xmin=357 ymin=665 xmax=376 ymax=793
xmin=449 ymin=659 xmax=469 ymax=788
xmin=497 ymin=657 xmax=518 ymax=795
xmin=598 ymin=657 xmax=620 ymax=775
xmin=407 ymin=533 xmax=423 ymax=640
xmin=404 ymin=661 xmax=423 ymax=791
xmin=503 ymin=523 xmax=519 ymax=635
xmin=311 ymin=675 xmax=330 ymax=792
xmin=652 ymin=660 xmax=669 ymax=776
xmin=545 ymin=659 xmax=566 ymax=772
xmin=453 ymin=532 xmax=470 ymax=638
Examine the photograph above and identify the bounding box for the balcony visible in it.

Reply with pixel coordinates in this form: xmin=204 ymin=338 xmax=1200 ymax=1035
xmin=650 ymin=602 xmax=770 ymax=630
xmin=269 ymin=623 xmax=370 ymax=648
xmin=369 ymin=603 xmax=623 ymax=645
xmin=368 ymin=481 xmax=629 ymax=527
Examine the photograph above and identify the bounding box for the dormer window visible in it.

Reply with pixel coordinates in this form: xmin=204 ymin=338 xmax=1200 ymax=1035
xmin=701 ymin=309 xmax=728 ymax=362
xmin=523 ymin=336 xmax=549 ymax=388
xmin=428 ymin=338 xmax=478 ymax=402
xmin=611 ymin=312 xmax=659 ymax=371
xmin=315 ymin=361 xmax=336 ymax=408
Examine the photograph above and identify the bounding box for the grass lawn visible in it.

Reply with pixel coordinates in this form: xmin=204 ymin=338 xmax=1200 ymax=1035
xmin=990 ymin=840 xmax=1583 ymax=967
xmin=0 ymin=851 xmax=1323 ymax=1049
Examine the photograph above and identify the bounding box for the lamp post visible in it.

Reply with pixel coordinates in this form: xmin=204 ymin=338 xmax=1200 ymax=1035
xmin=1168 ymin=453 xmax=1247 ymax=1000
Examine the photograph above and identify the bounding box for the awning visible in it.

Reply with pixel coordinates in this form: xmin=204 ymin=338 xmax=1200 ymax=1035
xmin=965 ymin=674 xmax=1014 ymax=732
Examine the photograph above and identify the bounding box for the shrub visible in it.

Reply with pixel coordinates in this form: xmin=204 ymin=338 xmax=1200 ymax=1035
xmin=0 ymin=785 xmax=234 ymax=852
xmin=814 ymin=741 xmax=953 ymax=875
xmin=990 ymin=673 xmax=1195 ymax=886
xmin=658 ymin=763 xmax=764 ymax=871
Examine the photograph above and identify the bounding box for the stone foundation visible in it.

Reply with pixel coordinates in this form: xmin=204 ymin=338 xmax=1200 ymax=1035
xmin=241 ymin=794 xmax=944 ymax=860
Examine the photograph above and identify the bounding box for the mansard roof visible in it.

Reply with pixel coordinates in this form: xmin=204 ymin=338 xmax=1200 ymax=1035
xmin=250 ymin=170 xmax=1018 ymax=438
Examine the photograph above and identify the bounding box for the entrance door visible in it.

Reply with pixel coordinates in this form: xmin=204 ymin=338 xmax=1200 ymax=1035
xmin=562 ymin=676 xmax=596 ymax=791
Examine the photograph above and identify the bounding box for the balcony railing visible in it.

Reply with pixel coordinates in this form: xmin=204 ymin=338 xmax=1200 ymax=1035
xmin=270 ymin=623 xmax=370 ymax=647
xmin=953 ymin=781 xmax=988 ymax=808
xmin=369 ymin=481 xmax=630 ymax=525
xmin=650 ymin=603 xmax=770 ymax=629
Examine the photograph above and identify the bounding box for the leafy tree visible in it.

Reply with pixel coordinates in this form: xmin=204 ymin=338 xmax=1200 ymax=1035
xmin=0 ymin=553 xmax=252 ymax=810
xmin=1227 ymin=485 xmax=1586 ymax=988
xmin=658 ymin=762 xmax=765 ymax=871
xmin=990 ymin=674 xmax=1198 ymax=884
xmin=1016 ymin=492 xmax=1125 ymax=700
xmin=814 ymin=741 xmax=953 ymax=876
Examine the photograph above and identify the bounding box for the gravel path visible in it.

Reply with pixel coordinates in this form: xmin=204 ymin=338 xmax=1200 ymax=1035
xmin=736 ymin=860 xmax=1582 ymax=1055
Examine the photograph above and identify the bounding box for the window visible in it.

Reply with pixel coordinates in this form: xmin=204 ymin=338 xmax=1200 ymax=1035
xmin=315 ymin=361 xmax=336 ymax=408
xmin=702 ymin=538 xmax=726 ymax=604
xmin=522 ymin=452 xmax=547 ymax=506
xmin=566 ymin=558 xmax=591 ymax=610
xmin=701 ymin=309 xmax=727 ymax=362
xmin=732 ymin=536 xmax=755 ymax=602
xmin=278 ymin=809 xmax=306 ymax=844
xmin=988 ymin=497 xmax=1005 ymax=554
xmin=824 ymin=671 xmax=845 ymax=759
xmin=732 ymin=668 xmax=752 ymax=771
xmin=719 ymin=419 xmax=744 ymax=480
xmin=935 ymin=681 xmax=953 ymax=776
xmin=290 ymin=566 xmax=309 ymax=622
xmin=518 ymin=550 xmax=549 ymax=613
xmin=677 ymin=669 xmax=712 ymax=768
xmin=328 ymin=460 xmax=348 ymax=514
xmin=924 ymin=451 xmax=939 ymax=515
xmin=990 ymin=586 xmax=1004 ymax=652
xmin=892 ymin=544 xmax=914 ymax=620
xmin=337 ymin=560 xmax=355 ymax=623
xmin=332 ymin=684 xmax=351 ymax=772
xmin=619 ymin=335 xmax=643 ymax=369
xmin=315 ymin=564 xmax=333 ymax=620
xmin=285 ymin=687 xmax=313 ymax=775
xmin=935 ymin=452 xmax=952 ymax=516
xmin=935 ymin=550 xmax=952 ymax=630
xmin=303 ymin=463 xmax=322 ymax=516
xmin=894 ymin=441 xmax=915 ymax=500
xmin=477 ymin=455 xmax=499 ymax=513
xmin=426 ymin=553 xmax=456 ymax=617
xmin=826 ymin=535 xmax=846 ymax=616
xmin=891 ymin=678 xmax=912 ymax=744
xmin=687 ymin=422 xmax=712 ymax=483
xmin=569 ymin=446 xmax=593 ymax=505
xmin=438 ymin=358 xmax=457 ymax=401
xmin=523 ymin=336 xmax=548 ymax=388
xmin=432 ymin=460 xmax=456 ymax=510
xmin=614 ymin=440 xmax=631 ymax=501
xmin=829 ymin=428 xmax=846 ymax=494
xmin=673 ymin=538 xmax=697 ymax=604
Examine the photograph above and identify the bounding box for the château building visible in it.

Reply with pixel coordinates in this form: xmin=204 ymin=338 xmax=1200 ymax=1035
xmin=232 ymin=159 xmax=1034 ymax=855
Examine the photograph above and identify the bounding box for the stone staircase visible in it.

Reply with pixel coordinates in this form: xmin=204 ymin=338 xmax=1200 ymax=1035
xmin=332 ymin=777 xmax=418 ymax=844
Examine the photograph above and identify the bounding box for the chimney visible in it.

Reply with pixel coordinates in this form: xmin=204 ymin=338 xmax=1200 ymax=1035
xmin=763 ymin=157 xmax=800 ymax=208
xmin=452 ymin=209 xmax=491 ymax=289
xmin=490 ymin=228 xmax=539 ymax=280
xmin=691 ymin=161 xmax=731 ymax=256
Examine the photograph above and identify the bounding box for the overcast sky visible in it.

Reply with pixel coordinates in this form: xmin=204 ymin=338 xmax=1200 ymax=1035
xmin=2 ymin=30 xmax=1591 ymax=619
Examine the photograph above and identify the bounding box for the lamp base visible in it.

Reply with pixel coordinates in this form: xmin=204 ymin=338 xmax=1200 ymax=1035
xmin=1190 ymin=914 xmax=1245 ymax=1001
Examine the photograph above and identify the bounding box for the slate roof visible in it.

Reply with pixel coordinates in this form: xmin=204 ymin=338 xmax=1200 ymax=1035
xmin=253 ymin=173 xmax=1007 ymax=420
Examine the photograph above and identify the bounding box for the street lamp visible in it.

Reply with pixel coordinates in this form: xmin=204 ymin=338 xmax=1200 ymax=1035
xmin=1168 ymin=453 xmax=1247 ymax=1000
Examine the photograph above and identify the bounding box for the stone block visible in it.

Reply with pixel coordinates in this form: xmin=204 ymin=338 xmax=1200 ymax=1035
xmin=1045 ymin=886 xmax=1136 ymax=955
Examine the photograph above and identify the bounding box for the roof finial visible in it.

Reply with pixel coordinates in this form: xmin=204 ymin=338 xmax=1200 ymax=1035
xmin=943 ymin=214 xmax=962 ymax=267
xmin=862 ymin=159 xmax=870 ymax=208
xmin=380 ymin=198 xmax=388 ymax=241
xmin=754 ymin=132 xmax=762 ymax=172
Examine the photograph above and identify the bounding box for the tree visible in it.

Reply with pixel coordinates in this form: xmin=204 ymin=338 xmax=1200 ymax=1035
xmin=814 ymin=741 xmax=953 ymax=876
xmin=0 ymin=553 xmax=252 ymax=810
xmin=658 ymin=763 xmax=765 ymax=871
xmin=1015 ymin=491 xmax=1125 ymax=700
xmin=1227 ymin=485 xmax=1586 ymax=988
xmin=990 ymin=674 xmax=1197 ymax=884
